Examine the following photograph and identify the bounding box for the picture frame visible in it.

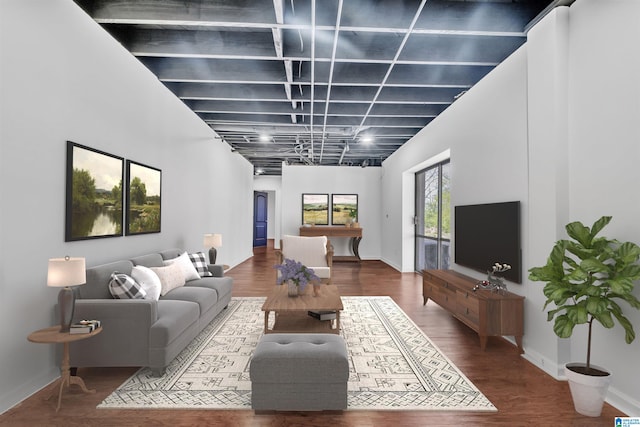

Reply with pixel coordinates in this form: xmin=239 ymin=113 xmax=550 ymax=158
xmin=125 ymin=160 xmax=162 ymax=235
xmin=332 ymin=194 xmax=358 ymax=225
xmin=65 ymin=141 xmax=124 ymax=241
xmin=302 ymin=193 xmax=329 ymax=225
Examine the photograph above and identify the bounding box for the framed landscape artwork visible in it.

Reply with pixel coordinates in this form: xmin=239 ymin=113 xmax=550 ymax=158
xmin=302 ymin=193 xmax=329 ymax=225
xmin=332 ymin=194 xmax=358 ymax=225
xmin=125 ymin=160 xmax=161 ymax=235
xmin=65 ymin=141 xmax=124 ymax=241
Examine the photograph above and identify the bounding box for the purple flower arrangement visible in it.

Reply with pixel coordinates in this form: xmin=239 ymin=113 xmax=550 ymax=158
xmin=274 ymin=258 xmax=320 ymax=291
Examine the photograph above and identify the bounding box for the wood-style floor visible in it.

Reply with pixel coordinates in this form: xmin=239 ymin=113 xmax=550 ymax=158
xmin=1 ymin=242 xmax=623 ymax=426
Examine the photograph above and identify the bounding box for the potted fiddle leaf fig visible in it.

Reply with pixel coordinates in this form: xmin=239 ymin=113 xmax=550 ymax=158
xmin=528 ymin=216 xmax=640 ymax=417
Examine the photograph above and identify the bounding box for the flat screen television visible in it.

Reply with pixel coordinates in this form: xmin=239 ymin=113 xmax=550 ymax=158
xmin=454 ymin=201 xmax=521 ymax=283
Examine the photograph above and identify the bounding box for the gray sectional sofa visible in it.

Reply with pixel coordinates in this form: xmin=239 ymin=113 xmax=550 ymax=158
xmin=68 ymin=248 xmax=233 ymax=375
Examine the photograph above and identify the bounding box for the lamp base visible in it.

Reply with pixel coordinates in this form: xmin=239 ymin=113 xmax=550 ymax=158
xmin=58 ymin=287 xmax=75 ymax=332
xmin=209 ymin=247 xmax=218 ymax=264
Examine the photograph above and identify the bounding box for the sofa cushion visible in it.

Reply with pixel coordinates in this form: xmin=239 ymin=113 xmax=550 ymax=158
xmin=150 ymin=262 xmax=185 ymax=296
xmin=159 ymin=248 xmax=183 ymax=261
xmin=161 ymin=286 xmax=218 ymax=317
xmin=185 ymin=276 xmax=233 ymax=300
xmin=130 ymin=253 xmax=165 ymax=268
xmin=163 ymin=252 xmax=200 ymax=282
xmin=189 ymin=252 xmax=213 ymax=277
xmin=109 ymin=272 xmax=147 ymax=299
xmin=131 ymin=265 xmax=162 ymax=301
xmin=80 ymin=260 xmax=134 ymax=299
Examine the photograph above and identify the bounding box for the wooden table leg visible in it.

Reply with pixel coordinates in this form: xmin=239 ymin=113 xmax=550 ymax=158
xmin=479 ymin=334 xmax=488 ymax=352
xmin=264 ymin=311 xmax=270 ymax=334
xmin=351 ymin=237 xmax=362 ymax=260
xmin=53 ymin=342 xmax=95 ymax=412
xmin=515 ymin=335 xmax=524 ymax=354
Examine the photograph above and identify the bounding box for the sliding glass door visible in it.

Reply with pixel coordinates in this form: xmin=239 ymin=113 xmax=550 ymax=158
xmin=415 ymin=161 xmax=450 ymax=272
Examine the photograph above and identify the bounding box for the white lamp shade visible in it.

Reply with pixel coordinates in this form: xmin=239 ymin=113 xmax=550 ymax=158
xmin=47 ymin=257 xmax=86 ymax=287
xmin=203 ymin=233 xmax=222 ymax=248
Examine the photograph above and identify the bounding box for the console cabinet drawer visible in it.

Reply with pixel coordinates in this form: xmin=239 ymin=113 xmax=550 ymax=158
xmin=422 ymin=269 xmax=524 ymax=353
xmin=456 ymin=290 xmax=480 ymax=326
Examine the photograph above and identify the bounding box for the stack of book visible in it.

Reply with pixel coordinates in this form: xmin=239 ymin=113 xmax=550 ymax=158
xmin=70 ymin=319 xmax=101 ymax=334
xmin=307 ymin=310 xmax=337 ymax=321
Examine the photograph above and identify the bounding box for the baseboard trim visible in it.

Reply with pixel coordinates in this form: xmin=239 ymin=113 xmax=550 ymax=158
xmin=0 ymin=367 xmax=58 ymax=415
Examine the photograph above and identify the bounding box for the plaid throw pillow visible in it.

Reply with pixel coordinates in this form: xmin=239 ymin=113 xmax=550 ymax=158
xmin=109 ymin=272 xmax=147 ymax=299
xmin=189 ymin=252 xmax=213 ymax=277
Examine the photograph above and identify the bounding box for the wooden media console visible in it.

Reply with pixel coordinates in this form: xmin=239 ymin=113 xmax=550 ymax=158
xmin=423 ymin=269 xmax=524 ymax=353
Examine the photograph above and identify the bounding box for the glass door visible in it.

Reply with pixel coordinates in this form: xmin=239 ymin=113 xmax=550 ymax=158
xmin=415 ymin=161 xmax=450 ymax=272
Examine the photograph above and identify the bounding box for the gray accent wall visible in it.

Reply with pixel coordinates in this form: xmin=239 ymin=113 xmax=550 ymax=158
xmin=1 ymin=0 xmax=254 ymax=413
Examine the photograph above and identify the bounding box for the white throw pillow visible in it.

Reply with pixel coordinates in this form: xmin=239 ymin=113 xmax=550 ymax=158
xmin=150 ymin=262 xmax=186 ymax=296
xmin=163 ymin=252 xmax=201 ymax=282
xmin=131 ymin=265 xmax=162 ymax=301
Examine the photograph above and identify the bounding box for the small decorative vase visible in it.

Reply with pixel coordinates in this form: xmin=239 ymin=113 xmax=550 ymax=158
xmin=287 ymin=280 xmax=299 ymax=297
xmin=313 ymin=283 xmax=321 ymax=297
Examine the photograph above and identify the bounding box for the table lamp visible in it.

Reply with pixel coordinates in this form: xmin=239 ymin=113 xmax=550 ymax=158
xmin=203 ymin=233 xmax=222 ymax=264
xmin=47 ymin=256 xmax=86 ymax=332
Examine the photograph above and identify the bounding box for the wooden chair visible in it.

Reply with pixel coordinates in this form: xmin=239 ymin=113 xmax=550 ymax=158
xmin=275 ymin=235 xmax=334 ymax=285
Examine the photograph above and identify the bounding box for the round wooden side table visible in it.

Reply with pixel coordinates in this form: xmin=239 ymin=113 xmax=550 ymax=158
xmin=28 ymin=325 xmax=102 ymax=411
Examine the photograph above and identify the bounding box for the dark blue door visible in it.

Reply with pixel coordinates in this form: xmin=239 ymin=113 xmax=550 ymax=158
xmin=253 ymin=191 xmax=268 ymax=247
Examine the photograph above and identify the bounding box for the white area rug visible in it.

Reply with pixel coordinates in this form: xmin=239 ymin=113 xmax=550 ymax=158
xmin=98 ymin=296 xmax=496 ymax=411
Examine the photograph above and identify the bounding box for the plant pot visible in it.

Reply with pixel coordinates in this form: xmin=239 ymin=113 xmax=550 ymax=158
xmin=564 ymin=363 xmax=611 ymax=417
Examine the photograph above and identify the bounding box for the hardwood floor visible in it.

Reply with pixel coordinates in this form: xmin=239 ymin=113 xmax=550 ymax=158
xmin=1 ymin=242 xmax=624 ymax=426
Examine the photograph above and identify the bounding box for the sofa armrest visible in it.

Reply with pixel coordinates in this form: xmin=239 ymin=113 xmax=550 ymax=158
xmin=73 ymin=298 xmax=158 ymax=324
xmin=207 ymin=264 xmax=225 ymax=277
xmin=69 ymin=299 xmax=158 ymax=368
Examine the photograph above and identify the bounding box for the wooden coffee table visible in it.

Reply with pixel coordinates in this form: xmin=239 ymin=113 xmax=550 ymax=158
xmin=262 ymin=284 xmax=343 ymax=334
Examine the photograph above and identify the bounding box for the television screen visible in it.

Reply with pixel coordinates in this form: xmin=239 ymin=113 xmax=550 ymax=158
xmin=454 ymin=201 xmax=521 ymax=283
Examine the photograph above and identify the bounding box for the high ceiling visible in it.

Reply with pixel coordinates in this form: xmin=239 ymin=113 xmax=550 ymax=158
xmin=74 ymin=0 xmax=557 ymax=175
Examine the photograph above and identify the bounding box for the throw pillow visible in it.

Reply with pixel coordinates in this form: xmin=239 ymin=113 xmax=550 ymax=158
xmin=163 ymin=252 xmax=201 ymax=282
xmin=188 ymin=252 xmax=213 ymax=277
xmin=109 ymin=272 xmax=147 ymax=299
xmin=131 ymin=265 xmax=162 ymax=301
xmin=150 ymin=262 xmax=186 ymax=296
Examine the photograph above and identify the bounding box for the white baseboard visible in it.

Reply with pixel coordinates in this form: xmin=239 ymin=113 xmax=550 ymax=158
xmin=379 ymin=257 xmax=402 ymax=272
xmin=521 ymin=348 xmax=640 ymax=416
xmin=521 ymin=347 xmax=564 ymax=379
xmin=605 ymin=387 xmax=640 ymax=417
xmin=0 ymin=367 xmax=58 ymax=415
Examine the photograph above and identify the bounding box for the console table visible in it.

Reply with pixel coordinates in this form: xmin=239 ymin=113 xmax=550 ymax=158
xmin=423 ymin=269 xmax=524 ymax=353
xmin=299 ymin=226 xmax=362 ymax=262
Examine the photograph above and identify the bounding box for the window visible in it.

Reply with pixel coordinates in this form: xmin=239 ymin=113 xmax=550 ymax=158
xmin=415 ymin=160 xmax=450 ymax=272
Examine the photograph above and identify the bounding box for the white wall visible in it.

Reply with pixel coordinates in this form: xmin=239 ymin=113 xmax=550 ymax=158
xmin=381 ymin=47 xmax=529 ymax=273
xmin=565 ymin=0 xmax=640 ymax=414
xmin=381 ymin=1 xmax=640 ymax=415
xmin=0 ymin=0 xmax=254 ymax=413
xmin=281 ymin=164 xmax=382 ymax=259
xmin=526 ymin=6 xmax=572 ymax=377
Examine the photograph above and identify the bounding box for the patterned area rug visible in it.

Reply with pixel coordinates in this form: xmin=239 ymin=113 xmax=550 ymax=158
xmin=98 ymin=296 xmax=496 ymax=411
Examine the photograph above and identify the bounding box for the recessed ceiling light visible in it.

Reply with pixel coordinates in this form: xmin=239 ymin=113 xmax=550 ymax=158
xmin=259 ymin=134 xmax=271 ymax=143
xmin=361 ymin=136 xmax=373 ymax=144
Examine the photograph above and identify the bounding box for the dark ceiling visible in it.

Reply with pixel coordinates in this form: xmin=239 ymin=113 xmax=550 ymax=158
xmin=74 ymin=0 xmax=557 ymax=175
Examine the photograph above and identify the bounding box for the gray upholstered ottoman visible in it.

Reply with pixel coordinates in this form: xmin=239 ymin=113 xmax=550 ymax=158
xmin=250 ymin=333 xmax=349 ymax=411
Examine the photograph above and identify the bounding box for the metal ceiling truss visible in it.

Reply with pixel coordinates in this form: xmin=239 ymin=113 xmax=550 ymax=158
xmin=75 ymin=0 xmax=555 ymax=175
